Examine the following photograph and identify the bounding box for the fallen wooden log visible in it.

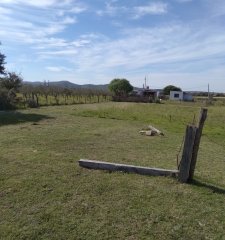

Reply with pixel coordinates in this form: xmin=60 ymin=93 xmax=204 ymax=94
xmin=148 ymin=125 xmax=164 ymax=136
xmin=139 ymin=130 xmax=153 ymax=136
xmin=139 ymin=125 xmax=164 ymax=136
xmin=79 ymin=159 xmax=178 ymax=177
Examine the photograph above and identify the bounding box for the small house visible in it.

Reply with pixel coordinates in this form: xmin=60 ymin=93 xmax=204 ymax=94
xmin=170 ymin=91 xmax=193 ymax=101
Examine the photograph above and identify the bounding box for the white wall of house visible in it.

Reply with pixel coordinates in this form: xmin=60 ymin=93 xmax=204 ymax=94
xmin=170 ymin=91 xmax=193 ymax=101
xmin=170 ymin=91 xmax=183 ymax=101
xmin=183 ymin=93 xmax=193 ymax=101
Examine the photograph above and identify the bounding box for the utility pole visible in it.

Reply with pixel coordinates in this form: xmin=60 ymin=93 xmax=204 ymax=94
xmin=208 ymin=83 xmax=210 ymax=101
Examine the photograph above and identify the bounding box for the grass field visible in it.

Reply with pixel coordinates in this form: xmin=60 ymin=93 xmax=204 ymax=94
xmin=1 ymin=102 xmax=225 ymax=239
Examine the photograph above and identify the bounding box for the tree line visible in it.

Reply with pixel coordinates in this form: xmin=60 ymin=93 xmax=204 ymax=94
xmin=0 ymin=45 xmax=111 ymax=110
xmin=20 ymin=83 xmax=111 ymax=108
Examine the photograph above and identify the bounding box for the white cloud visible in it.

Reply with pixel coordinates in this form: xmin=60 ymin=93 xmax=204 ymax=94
xmin=41 ymin=49 xmax=78 ymax=57
xmin=0 ymin=1 xmax=82 ymax=46
xmin=206 ymin=0 xmax=225 ymax=17
xmin=71 ymin=39 xmax=91 ymax=47
xmin=96 ymin=2 xmax=126 ymax=17
xmin=96 ymin=1 xmax=167 ymax=19
xmin=70 ymin=6 xmax=87 ymax=14
xmin=61 ymin=16 xmax=77 ymax=24
xmin=57 ymin=3 xmax=88 ymax=16
xmin=133 ymin=2 xmax=168 ymax=19
xmin=46 ymin=66 xmax=72 ymax=72
xmin=175 ymin=0 xmax=192 ymax=3
xmin=0 ymin=0 xmax=72 ymax=8
xmin=0 ymin=6 xmax=12 ymax=14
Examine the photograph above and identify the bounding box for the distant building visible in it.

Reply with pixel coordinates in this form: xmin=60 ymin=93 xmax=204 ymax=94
xmin=132 ymin=87 xmax=162 ymax=99
xmin=113 ymin=87 xmax=161 ymax=103
xmin=170 ymin=91 xmax=193 ymax=101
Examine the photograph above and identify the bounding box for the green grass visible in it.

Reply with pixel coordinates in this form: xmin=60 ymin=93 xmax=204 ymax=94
xmin=1 ymin=102 xmax=225 ymax=239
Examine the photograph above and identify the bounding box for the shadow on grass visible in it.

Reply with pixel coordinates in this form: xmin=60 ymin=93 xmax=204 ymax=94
xmin=0 ymin=111 xmax=54 ymax=127
xmin=191 ymin=179 xmax=225 ymax=195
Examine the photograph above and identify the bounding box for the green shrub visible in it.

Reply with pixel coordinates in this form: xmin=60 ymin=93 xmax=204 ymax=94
xmin=0 ymin=88 xmax=15 ymax=110
xmin=27 ymin=99 xmax=39 ymax=108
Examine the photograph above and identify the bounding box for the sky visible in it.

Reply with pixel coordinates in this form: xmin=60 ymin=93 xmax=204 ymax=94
xmin=0 ymin=0 xmax=225 ymax=92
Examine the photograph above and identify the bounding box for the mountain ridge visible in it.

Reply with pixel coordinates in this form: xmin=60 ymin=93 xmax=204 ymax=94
xmin=23 ymin=80 xmax=109 ymax=90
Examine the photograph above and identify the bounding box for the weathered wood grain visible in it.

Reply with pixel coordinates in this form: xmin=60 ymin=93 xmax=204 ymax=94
xmin=178 ymin=125 xmax=197 ymax=183
xmin=79 ymin=159 xmax=178 ymax=177
xmin=188 ymin=108 xmax=208 ymax=181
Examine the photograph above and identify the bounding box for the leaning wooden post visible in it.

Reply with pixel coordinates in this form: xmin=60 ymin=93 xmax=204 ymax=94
xmin=188 ymin=108 xmax=208 ymax=181
xmin=178 ymin=125 xmax=197 ymax=183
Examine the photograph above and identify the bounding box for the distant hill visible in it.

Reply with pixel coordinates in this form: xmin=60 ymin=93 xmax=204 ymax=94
xmin=23 ymin=80 xmax=109 ymax=91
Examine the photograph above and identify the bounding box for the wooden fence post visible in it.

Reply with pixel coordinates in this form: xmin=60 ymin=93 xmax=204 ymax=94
xmin=188 ymin=108 xmax=208 ymax=181
xmin=178 ymin=125 xmax=197 ymax=183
